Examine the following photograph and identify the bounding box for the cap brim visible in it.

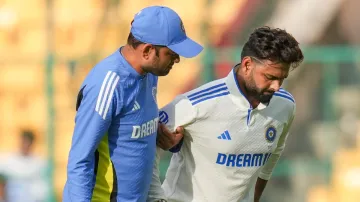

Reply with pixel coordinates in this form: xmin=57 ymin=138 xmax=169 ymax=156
xmin=167 ymin=37 xmax=203 ymax=58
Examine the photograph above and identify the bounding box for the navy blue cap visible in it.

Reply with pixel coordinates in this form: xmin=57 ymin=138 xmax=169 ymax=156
xmin=130 ymin=6 xmax=203 ymax=58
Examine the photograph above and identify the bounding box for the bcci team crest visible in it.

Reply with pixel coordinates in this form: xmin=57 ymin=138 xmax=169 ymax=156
xmin=265 ymin=126 xmax=277 ymax=143
xmin=152 ymin=87 xmax=157 ymax=104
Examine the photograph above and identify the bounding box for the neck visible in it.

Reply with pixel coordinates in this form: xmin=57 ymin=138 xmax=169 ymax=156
xmin=235 ymin=70 xmax=260 ymax=108
xmin=121 ymin=45 xmax=146 ymax=75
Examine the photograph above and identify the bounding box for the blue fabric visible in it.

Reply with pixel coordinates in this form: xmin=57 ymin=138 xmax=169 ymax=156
xmin=131 ymin=6 xmax=203 ymax=58
xmin=63 ymin=48 xmax=159 ymax=202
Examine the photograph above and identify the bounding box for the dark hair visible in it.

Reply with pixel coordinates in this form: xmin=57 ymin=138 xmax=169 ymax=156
xmin=127 ymin=32 xmax=161 ymax=57
xmin=241 ymin=26 xmax=304 ymax=68
xmin=22 ymin=130 xmax=35 ymax=143
xmin=127 ymin=32 xmax=145 ymax=49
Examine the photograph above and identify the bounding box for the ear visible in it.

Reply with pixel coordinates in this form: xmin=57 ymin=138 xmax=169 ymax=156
xmin=241 ymin=56 xmax=253 ymax=74
xmin=141 ymin=44 xmax=153 ymax=60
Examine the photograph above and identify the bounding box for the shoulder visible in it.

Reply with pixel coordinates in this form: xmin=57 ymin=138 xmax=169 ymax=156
xmin=270 ymin=88 xmax=296 ymax=117
xmin=82 ymin=69 xmax=122 ymax=101
xmin=273 ymin=88 xmax=295 ymax=104
xmin=183 ymin=78 xmax=228 ymax=106
xmin=77 ymin=56 xmax=125 ymax=111
xmin=82 ymin=52 xmax=132 ymax=96
xmin=159 ymin=79 xmax=227 ymax=122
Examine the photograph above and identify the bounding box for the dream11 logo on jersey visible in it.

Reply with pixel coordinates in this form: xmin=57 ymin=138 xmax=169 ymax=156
xmin=159 ymin=111 xmax=169 ymax=124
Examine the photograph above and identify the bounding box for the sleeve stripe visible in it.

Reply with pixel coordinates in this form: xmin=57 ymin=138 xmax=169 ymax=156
xmin=279 ymin=88 xmax=294 ymax=99
xmin=275 ymin=91 xmax=294 ymax=99
xmin=273 ymin=92 xmax=295 ymax=103
xmin=95 ymin=71 xmax=112 ymax=112
xmin=95 ymin=71 xmax=120 ymax=119
xmin=188 ymin=83 xmax=226 ymax=99
xmin=103 ymin=75 xmax=120 ymax=119
xmin=98 ymin=72 xmax=117 ymax=117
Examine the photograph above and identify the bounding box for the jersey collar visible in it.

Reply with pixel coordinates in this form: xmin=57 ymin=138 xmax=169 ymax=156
xmin=225 ymin=67 xmax=250 ymax=110
xmin=116 ymin=47 xmax=145 ymax=79
xmin=225 ymin=67 xmax=268 ymax=110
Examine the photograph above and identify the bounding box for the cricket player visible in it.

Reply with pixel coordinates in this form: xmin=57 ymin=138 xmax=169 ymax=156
xmin=148 ymin=27 xmax=304 ymax=202
xmin=63 ymin=6 xmax=203 ymax=202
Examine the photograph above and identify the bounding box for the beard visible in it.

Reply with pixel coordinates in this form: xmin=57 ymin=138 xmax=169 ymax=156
xmin=245 ymin=79 xmax=274 ymax=104
xmin=258 ymin=92 xmax=274 ymax=103
xmin=149 ymin=65 xmax=171 ymax=76
xmin=143 ymin=58 xmax=173 ymax=76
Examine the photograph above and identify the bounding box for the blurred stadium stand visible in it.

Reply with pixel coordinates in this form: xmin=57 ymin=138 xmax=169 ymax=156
xmin=0 ymin=0 xmax=360 ymax=201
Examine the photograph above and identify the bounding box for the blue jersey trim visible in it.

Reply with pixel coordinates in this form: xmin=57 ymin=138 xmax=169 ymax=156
xmin=279 ymin=88 xmax=294 ymax=99
xmin=273 ymin=92 xmax=295 ymax=103
xmin=233 ymin=67 xmax=247 ymax=99
xmin=188 ymin=87 xmax=228 ymax=101
xmin=191 ymin=92 xmax=230 ymax=105
xmin=247 ymin=109 xmax=251 ymax=125
xmin=169 ymin=138 xmax=184 ymax=153
xmin=188 ymin=83 xmax=226 ymax=99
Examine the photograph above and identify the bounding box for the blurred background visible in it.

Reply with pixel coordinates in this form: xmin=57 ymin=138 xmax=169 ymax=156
xmin=0 ymin=0 xmax=360 ymax=201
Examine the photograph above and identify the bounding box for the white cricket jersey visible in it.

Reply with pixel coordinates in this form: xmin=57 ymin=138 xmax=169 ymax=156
xmin=148 ymin=68 xmax=295 ymax=202
xmin=0 ymin=153 xmax=49 ymax=202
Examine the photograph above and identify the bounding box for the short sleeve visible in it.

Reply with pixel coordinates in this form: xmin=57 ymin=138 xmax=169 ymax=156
xmin=159 ymin=94 xmax=197 ymax=133
xmin=259 ymin=104 xmax=296 ymax=180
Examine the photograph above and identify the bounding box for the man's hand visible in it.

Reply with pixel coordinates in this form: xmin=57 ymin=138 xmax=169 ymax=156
xmin=157 ymin=123 xmax=184 ymax=150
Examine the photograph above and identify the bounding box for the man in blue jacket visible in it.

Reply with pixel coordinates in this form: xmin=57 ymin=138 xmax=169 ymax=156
xmin=63 ymin=6 xmax=202 ymax=202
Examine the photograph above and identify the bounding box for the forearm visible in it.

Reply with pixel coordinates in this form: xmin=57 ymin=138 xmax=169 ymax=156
xmin=254 ymin=177 xmax=268 ymax=202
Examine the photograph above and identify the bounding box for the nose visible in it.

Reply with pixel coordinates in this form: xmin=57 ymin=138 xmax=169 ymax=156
xmin=174 ymin=55 xmax=180 ymax=63
xmin=270 ymin=80 xmax=281 ymax=92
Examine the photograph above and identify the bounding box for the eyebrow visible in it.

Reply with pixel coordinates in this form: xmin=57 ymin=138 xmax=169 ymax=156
xmin=265 ymin=73 xmax=288 ymax=79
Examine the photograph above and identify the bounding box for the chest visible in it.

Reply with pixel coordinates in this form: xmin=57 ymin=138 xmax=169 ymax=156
xmin=113 ymin=77 xmax=159 ymax=140
xmin=122 ymin=76 xmax=158 ymax=117
xmin=188 ymin=109 xmax=286 ymax=154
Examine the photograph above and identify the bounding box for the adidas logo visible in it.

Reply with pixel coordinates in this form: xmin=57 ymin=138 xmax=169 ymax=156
xmin=217 ymin=130 xmax=231 ymax=140
xmin=132 ymin=101 xmax=140 ymax=111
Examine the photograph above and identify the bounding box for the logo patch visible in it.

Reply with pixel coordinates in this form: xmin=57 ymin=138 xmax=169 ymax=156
xmin=217 ymin=130 xmax=231 ymax=140
xmin=265 ymin=126 xmax=277 ymax=143
xmin=132 ymin=101 xmax=140 ymax=111
xmin=159 ymin=111 xmax=169 ymax=124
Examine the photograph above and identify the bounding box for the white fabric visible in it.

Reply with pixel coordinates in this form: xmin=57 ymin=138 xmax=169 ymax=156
xmin=149 ymin=69 xmax=295 ymax=202
xmin=0 ymin=153 xmax=49 ymax=202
